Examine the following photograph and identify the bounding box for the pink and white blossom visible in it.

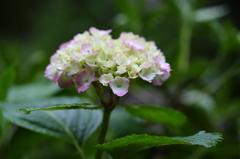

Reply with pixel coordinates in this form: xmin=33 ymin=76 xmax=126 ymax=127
xmin=44 ymin=27 xmax=171 ymax=96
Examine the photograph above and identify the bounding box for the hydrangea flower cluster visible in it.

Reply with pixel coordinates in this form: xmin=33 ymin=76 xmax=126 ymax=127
xmin=45 ymin=27 xmax=171 ymax=96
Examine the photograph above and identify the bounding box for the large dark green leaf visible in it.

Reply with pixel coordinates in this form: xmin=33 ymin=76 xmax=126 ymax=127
xmin=122 ymin=105 xmax=186 ymax=128
xmin=95 ymin=131 xmax=222 ymax=159
xmin=0 ymin=97 xmax=102 ymax=145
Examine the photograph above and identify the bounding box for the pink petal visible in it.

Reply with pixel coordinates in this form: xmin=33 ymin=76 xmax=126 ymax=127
xmin=90 ymin=27 xmax=112 ymax=36
xmin=81 ymin=43 xmax=99 ymax=55
xmin=53 ymin=71 xmax=63 ymax=83
xmin=50 ymin=53 xmax=59 ymax=63
xmin=123 ymin=39 xmax=144 ymax=50
xmin=44 ymin=65 xmax=54 ymax=77
xmin=73 ymin=33 xmax=88 ymax=41
xmin=81 ymin=43 xmax=92 ymax=55
xmin=59 ymin=40 xmax=72 ymax=49
xmin=44 ymin=64 xmax=62 ymax=83
xmin=153 ymin=56 xmax=171 ymax=72
xmin=58 ymin=73 xmax=74 ymax=88
xmin=160 ymin=62 xmax=171 ymax=72
xmin=162 ymin=72 xmax=171 ymax=81
xmin=67 ymin=61 xmax=80 ymax=76
xmin=152 ymin=72 xmax=171 ymax=86
xmin=75 ymin=67 xmax=95 ymax=93
xmin=152 ymin=75 xmax=163 ymax=86
xmin=90 ymin=49 xmax=99 ymax=55
xmin=70 ymin=50 xmax=85 ymax=61
xmin=109 ymin=77 xmax=130 ymax=97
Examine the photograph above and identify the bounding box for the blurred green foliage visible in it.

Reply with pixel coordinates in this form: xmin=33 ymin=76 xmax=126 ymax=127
xmin=0 ymin=0 xmax=240 ymax=158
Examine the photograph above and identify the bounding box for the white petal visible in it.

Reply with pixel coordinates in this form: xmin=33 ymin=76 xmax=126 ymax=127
xmin=99 ymin=73 xmax=114 ymax=86
xmin=115 ymin=54 xmax=131 ymax=66
xmin=115 ymin=65 xmax=127 ymax=74
xmin=109 ymin=76 xmax=130 ymax=97
xmin=139 ymin=67 xmax=156 ymax=82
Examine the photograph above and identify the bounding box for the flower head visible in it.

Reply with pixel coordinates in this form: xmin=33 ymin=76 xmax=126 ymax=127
xmin=44 ymin=27 xmax=171 ymax=96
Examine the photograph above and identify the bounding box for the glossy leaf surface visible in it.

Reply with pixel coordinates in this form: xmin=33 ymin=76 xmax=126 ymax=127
xmin=0 ymin=97 xmax=102 ymax=145
xmin=95 ymin=131 xmax=222 ymax=159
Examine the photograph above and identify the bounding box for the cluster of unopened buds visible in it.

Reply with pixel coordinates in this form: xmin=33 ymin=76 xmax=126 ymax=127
xmin=45 ymin=27 xmax=171 ymax=96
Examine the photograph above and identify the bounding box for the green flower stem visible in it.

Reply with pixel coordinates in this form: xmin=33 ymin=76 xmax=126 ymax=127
xmin=95 ymin=99 xmax=118 ymax=159
xmin=95 ymin=106 xmax=113 ymax=159
xmin=93 ymin=82 xmax=119 ymax=159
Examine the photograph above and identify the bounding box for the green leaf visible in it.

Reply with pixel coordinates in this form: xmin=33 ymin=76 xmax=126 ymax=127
xmin=7 ymin=81 xmax=60 ymax=102
xmin=19 ymin=103 xmax=101 ymax=114
xmin=0 ymin=97 xmax=102 ymax=145
xmin=122 ymin=105 xmax=186 ymax=128
xmin=0 ymin=64 xmax=16 ymax=101
xmin=95 ymin=131 xmax=222 ymax=159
